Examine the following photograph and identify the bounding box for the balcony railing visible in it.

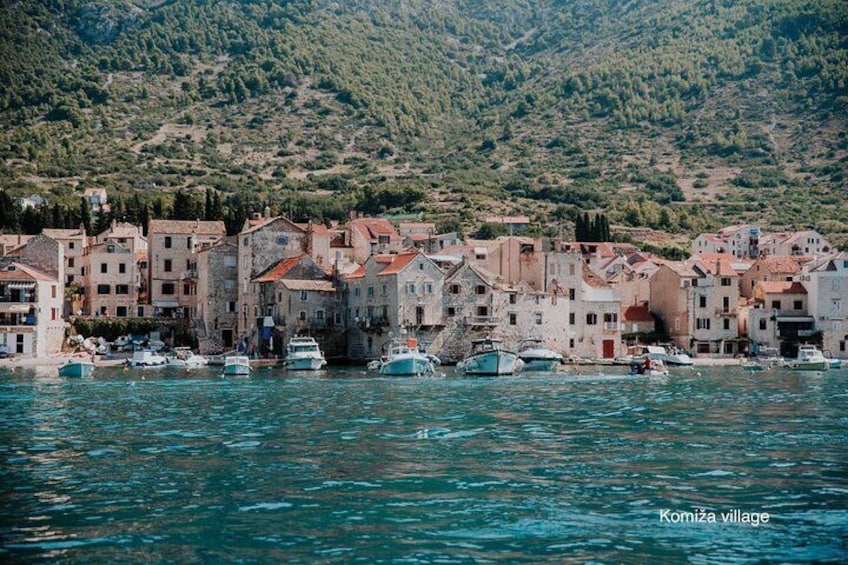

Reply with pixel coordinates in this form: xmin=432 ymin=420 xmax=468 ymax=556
xmin=603 ymin=321 xmax=619 ymax=331
xmin=464 ymin=315 xmax=500 ymax=326
xmin=0 ymin=295 xmax=37 ymax=304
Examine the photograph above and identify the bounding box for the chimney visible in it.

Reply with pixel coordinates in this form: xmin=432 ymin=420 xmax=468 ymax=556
xmin=264 ymin=206 xmax=271 ymax=219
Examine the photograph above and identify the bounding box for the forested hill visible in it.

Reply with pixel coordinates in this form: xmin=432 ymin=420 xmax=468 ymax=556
xmin=1 ymin=0 xmax=846 ymax=250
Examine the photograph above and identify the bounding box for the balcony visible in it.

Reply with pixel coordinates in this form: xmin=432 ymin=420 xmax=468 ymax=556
xmin=715 ymin=308 xmax=738 ymax=317
xmin=603 ymin=321 xmax=620 ymax=332
xmin=464 ymin=315 xmax=500 ymax=327
xmin=0 ymin=313 xmax=37 ymax=326
xmin=356 ymin=317 xmax=389 ymax=331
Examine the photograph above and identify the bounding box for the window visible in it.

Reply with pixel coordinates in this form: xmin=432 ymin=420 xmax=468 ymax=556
xmin=138 ymin=306 xmax=144 ymax=317
xmin=586 ymin=313 xmax=597 ymax=325
xmin=116 ymin=306 xmax=127 ymax=317
xmin=604 ymin=313 xmax=618 ymax=323
xmin=97 ymin=284 xmax=110 ymax=294
xmin=759 ymin=319 xmax=767 ymax=330
xmin=226 ymin=302 xmax=236 ymax=312
xmin=406 ymin=282 xmax=416 ymax=295
xmin=450 ymin=284 xmax=461 ymax=294
xmin=476 ymin=306 xmax=489 ymax=317
xmin=276 ymin=236 xmax=288 ymax=246
xmin=722 ymin=297 xmax=730 ymax=310
xmin=721 ymin=278 xmax=731 ymax=286
xmin=224 ymin=255 xmax=237 ymax=268
xmin=509 ymin=294 xmax=517 ymax=304
xmin=299 ymin=311 xmax=307 ymax=321
xmin=419 ymin=263 xmax=424 ymax=270
xmin=52 ymin=286 xmax=57 ymax=298
xmin=51 ymin=308 xmax=57 ymax=321
xmin=692 ymin=279 xmax=698 ymax=287
xmin=771 ymin=300 xmax=781 ymax=309
xmin=381 ymin=284 xmax=387 ymax=295
xmin=793 ymin=300 xmax=803 ymax=310
xmin=534 ymin=313 xmax=543 ymax=325
xmin=101 ymin=263 xmax=108 ymax=274
xmin=69 ymin=242 xmax=74 ymax=250
xmin=569 ymin=288 xmax=576 ymax=300
xmin=115 ymin=285 xmax=129 ymax=294
xmin=569 ymin=313 xmax=575 ymax=325
xmin=447 ymin=307 xmax=456 ymax=317
xmin=424 ymin=283 xmax=433 ymax=295
xmin=378 ymin=235 xmax=390 ymax=244
xmin=569 ymin=338 xmax=575 ymax=348
xmin=476 ymin=285 xmax=486 ymax=295
xmin=699 ymin=296 xmax=707 ymax=308
xmin=696 ymin=318 xmax=711 ymax=330
xmin=224 ymin=280 xmax=235 ymax=290
xmin=354 ymin=287 xmax=360 ymax=298
xmin=68 ymin=258 xmax=74 ymax=268
xmin=367 ymin=286 xmax=374 ymax=297
xmin=723 ymin=319 xmax=730 ymax=330
xmin=183 ymin=284 xmax=191 ymax=295
xmin=165 ymin=236 xmax=172 ymax=249
xmin=119 ymin=263 xmax=126 ymax=274
xmin=187 ymin=237 xmax=193 ymax=249
xmin=300 ymin=290 xmax=308 ymax=301
xmin=509 ymin=312 xmax=517 ymax=325
xmin=242 ymin=237 xmax=249 ymax=247
xmin=162 ymin=283 xmax=175 ymax=295
xmin=164 ymin=259 xmax=172 ymax=272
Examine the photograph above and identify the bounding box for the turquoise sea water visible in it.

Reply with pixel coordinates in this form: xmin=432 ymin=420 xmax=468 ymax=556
xmin=1 ymin=364 xmax=846 ymax=563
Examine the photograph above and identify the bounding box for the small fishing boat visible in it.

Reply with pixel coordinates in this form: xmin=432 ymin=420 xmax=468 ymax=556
xmin=126 ymin=350 xmax=167 ymax=367
xmin=283 ymin=336 xmax=327 ymax=371
xmin=788 ymin=345 xmax=829 ymax=371
xmin=377 ymin=338 xmax=435 ymax=376
xmin=166 ymin=347 xmax=208 ymax=368
xmin=629 ymin=356 xmax=669 ymax=377
xmin=459 ymin=337 xmax=520 ymax=376
xmin=517 ymin=337 xmax=563 ymax=372
xmin=223 ymin=355 xmax=251 ymax=376
xmin=58 ymin=359 xmax=95 ymax=378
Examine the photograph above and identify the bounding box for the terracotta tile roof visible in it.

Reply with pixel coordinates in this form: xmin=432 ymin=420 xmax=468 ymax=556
xmin=758 ymin=255 xmax=805 ymax=274
xmin=582 ymin=263 xmax=609 ymax=287
xmin=350 ymin=218 xmax=399 ymax=240
xmin=252 ymin=254 xmax=306 ymax=283
xmin=296 ymin=222 xmax=332 ymax=235
xmin=149 ymin=219 xmax=226 ymax=235
xmin=757 ymin=281 xmax=807 ymax=294
xmin=623 ymin=304 xmax=654 ymax=322
xmin=42 ymin=228 xmax=84 ymax=238
xmin=0 ymin=262 xmax=56 ymax=282
xmin=345 ymin=264 xmax=366 ymax=280
xmin=378 ymin=251 xmax=420 ymax=276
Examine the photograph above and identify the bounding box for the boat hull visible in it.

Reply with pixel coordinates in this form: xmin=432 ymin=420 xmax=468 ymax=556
xmin=461 ymin=351 xmax=519 ymax=376
xmin=286 ymin=357 xmax=326 ymax=371
xmin=790 ymin=361 xmax=829 ymax=371
xmin=59 ymin=361 xmax=94 ymax=378
xmin=519 ymin=358 xmax=560 ymax=372
xmin=379 ymin=357 xmax=433 ymax=376
xmin=223 ymin=364 xmax=251 ymax=376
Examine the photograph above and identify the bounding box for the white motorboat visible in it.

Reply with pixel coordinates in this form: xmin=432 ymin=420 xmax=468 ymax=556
xmin=629 ymin=356 xmax=670 ymax=376
xmin=517 ymin=337 xmax=563 ymax=372
xmin=789 ymin=345 xmax=829 ymax=371
xmin=223 ymin=355 xmax=251 ymax=376
xmin=126 ymin=350 xmax=167 ymax=367
xmin=166 ymin=347 xmax=209 ymax=368
xmin=459 ymin=337 xmax=520 ymax=376
xmin=637 ymin=345 xmax=693 ymax=366
xmin=284 ymin=336 xmax=327 ymax=371
xmin=377 ymin=338 xmax=435 ymax=376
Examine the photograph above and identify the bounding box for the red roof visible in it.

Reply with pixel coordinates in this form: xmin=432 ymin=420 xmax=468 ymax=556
xmin=758 ymin=281 xmax=807 ymax=294
xmin=0 ymin=262 xmax=56 ymax=282
xmin=378 ymin=252 xmax=419 ymax=276
xmin=623 ymin=305 xmax=654 ymax=322
xmin=252 ymin=254 xmax=306 ymax=283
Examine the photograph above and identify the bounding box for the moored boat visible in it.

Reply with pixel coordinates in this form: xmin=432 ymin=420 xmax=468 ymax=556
xmin=378 ymin=338 xmax=435 ymax=376
xmin=789 ymin=344 xmax=829 ymax=371
xmin=459 ymin=337 xmax=520 ymax=376
xmin=223 ymin=355 xmax=251 ymax=376
xmin=58 ymin=359 xmax=95 ymax=378
xmin=166 ymin=347 xmax=208 ymax=368
xmin=638 ymin=345 xmax=693 ymax=366
xmin=126 ymin=350 xmax=167 ymax=367
xmin=517 ymin=337 xmax=563 ymax=372
xmin=284 ymin=336 xmax=327 ymax=371
xmin=629 ymin=355 xmax=669 ymax=377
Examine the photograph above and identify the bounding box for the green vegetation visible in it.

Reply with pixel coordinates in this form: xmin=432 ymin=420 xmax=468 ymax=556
xmin=0 ymin=0 xmax=845 ymax=244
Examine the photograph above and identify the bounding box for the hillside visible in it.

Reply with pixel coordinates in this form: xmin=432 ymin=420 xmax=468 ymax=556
xmin=1 ymin=0 xmax=846 ymax=249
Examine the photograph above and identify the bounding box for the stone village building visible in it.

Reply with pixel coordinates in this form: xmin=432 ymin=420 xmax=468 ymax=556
xmin=148 ymin=219 xmax=226 ymax=319
xmin=195 ymin=239 xmax=239 ymax=353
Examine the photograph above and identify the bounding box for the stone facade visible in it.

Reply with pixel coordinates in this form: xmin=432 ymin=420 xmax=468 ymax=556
xmin=195 ymin=240 xmax=239 ymax=353
xmin=86 ymin=240 xmax=142 ymax=317
xmin=0 ymin=261 xmax=64 ymax=357
xmin=803 ymin=253 xmax=848 ymax=358
xmin=148 ymin=219 xmax=226 ymax=318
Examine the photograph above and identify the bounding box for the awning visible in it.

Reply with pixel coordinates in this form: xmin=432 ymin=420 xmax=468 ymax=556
xmin=776 ymin=316 xmax=815 ymax=323
xmin=5 ymin=282 xmax=35 ymax=289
